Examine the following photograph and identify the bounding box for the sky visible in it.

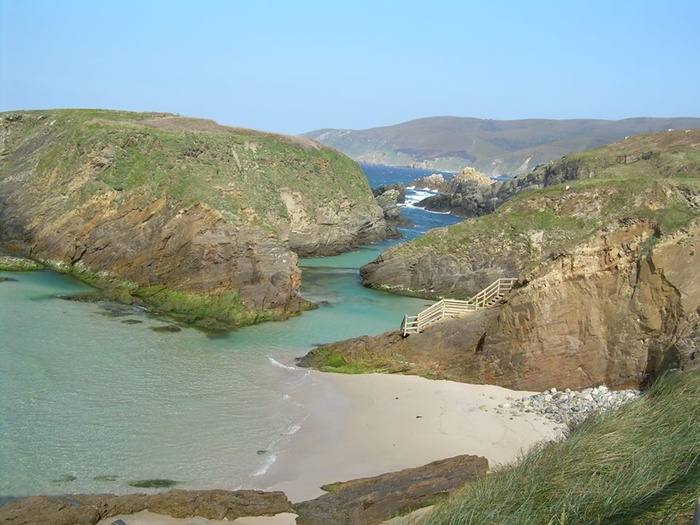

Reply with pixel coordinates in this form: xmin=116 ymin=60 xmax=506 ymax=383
xmin=1 ymin=0 xmax=698 ymax=135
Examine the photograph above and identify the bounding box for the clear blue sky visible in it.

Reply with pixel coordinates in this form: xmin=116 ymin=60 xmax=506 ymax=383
xmin=1 ymin=0 xmax=698 ymax=135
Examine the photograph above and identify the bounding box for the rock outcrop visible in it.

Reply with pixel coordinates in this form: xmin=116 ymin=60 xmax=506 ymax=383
xmin=372 ymin=183 xmax=413 ymax=228
xmin=308 ymin=222 xmax=700 ymax=391
xmin=0 ymin=455 xmax=488 ymax=525
xmin=293 ymin=454 xmax=488 ymax=525
xmin=0 ymin=489 xmax=292 ymax=525
xmin=411 ymin=168 xmax=497 ymax=218
xmin=313 ymin=131 xmax=700 ymax=391
xmin=0 ymin=110 xmax=394 ymax=328
xmin=411 ymin=168 xmax=493 ymax=193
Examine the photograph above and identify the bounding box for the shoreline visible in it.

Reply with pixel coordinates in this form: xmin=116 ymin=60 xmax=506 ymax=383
xmin=250 ymin=370 xmax=564 ymax=503
xmin=12 ymin=370 xmax=566 ymax=525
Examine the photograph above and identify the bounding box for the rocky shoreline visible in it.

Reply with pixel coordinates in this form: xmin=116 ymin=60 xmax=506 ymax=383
xmin=501 ymin=385 xmax=641 ymax=425
xmin=0 ymin=455 xmax=488 ymax=525
xmin=0 ymin=382 xmax=644 ymax=524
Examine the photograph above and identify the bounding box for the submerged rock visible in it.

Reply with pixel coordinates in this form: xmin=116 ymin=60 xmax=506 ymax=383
xmin=150 ymin=324 xmax=182 ymax=333
xmin=0 ymin=489 xmax=293 ymax=524
xmin=128 ymin=478 xmax=179 ymax=488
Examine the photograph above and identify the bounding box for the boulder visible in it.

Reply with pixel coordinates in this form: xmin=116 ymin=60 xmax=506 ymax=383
xmin=293 ymin=454 xmax=488 ymax=525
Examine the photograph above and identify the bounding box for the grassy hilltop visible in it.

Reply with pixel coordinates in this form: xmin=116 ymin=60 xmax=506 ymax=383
xmin=367 ymin=129 xmax=700 ymax=291
xmin=0 ymin=109 xmax=386 ymax=328
xmin=1 ymin=109 xmax=371 ymax=224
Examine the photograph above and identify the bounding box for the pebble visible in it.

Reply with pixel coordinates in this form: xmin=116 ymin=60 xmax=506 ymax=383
xmin=497 ymin=385 xmax=640 ymax=425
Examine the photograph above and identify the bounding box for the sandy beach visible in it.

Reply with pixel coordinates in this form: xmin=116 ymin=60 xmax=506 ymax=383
xmin=255 ymin=371 xmax=563 ymax=502
xmin=98 ymin=371 xmax=563 ymax=525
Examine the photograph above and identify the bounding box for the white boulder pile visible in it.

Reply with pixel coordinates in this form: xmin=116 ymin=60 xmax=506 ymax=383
xmin=503 ymin=385 xmax=640 ymax=425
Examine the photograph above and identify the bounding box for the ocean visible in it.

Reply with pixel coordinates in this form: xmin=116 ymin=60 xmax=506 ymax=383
xmin=0 ymin=164 xmax=462 ymax=498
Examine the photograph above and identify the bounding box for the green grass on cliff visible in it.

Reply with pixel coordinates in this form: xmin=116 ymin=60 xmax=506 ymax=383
xmin=1 ymin=109 xmax=374 ymax=328
xmin=388 ymin=130 xmax=700 ymax=270
xmin=393 ymin=166 xmax=700 ymax=278
xmin=17 ymin=109 xmax=373 ymax=226
xmin=421 ymin=370 xmax=700 ymax=525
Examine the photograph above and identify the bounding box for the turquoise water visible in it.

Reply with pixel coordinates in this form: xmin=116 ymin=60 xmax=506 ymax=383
xmin=0 ymin=168 xmax=462 ymax=498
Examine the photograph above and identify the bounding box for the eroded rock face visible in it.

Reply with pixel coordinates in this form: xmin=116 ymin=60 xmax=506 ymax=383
xmin=310 ymin=224 xmax=700 ymax=391
xmin=279 ymin=189 xmax=393 ymax=257
xmin=372 ymin=184 xmax=412 ymax=228
xmin=6 ymin=192 xmax=302 ymax=314
xmin=293 ymin=454 xmax=488 ymax=525
xmin=360 ymin=241 xmax=518 ymax=300
xmin=0 ymin=110 xmax=393 ymax=325
xmin=480 ymin=224 xmax=700 ymax=389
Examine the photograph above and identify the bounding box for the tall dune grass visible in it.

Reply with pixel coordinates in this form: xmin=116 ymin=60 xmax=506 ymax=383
xmin=421 ymin=370 xmax=700 ymax=525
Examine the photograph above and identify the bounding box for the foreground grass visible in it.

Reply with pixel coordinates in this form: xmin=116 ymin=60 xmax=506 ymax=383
xmin=421 ymin=370 xmax=700 ymax=525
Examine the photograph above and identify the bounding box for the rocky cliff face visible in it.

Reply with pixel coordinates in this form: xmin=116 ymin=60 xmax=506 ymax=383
xmin=362 ymin=130 xmax=700 ymax=299
xmin=419 ymin=130 xmax=700 ymax=217
xmin=308 ymin=131 xmax=700 ymax=390
xmin=0 ymin=110 xmax=393 ymax=327
xmin=477 ymin=223 xmax=700 ymax=389
xmin=305 ymin=222 xmax=700 ymax=391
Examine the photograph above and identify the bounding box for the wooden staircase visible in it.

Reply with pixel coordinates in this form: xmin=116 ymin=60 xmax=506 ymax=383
xmin=401 ymin=278 xmax=517 ymax=336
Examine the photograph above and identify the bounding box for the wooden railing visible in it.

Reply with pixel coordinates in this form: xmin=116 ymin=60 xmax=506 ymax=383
xmin=401 ymin=278 xmax=517 ymax=336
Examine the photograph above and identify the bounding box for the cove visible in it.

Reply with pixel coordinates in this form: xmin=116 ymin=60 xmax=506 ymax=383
xmin=0 ymin=166 xmax=462 ymax=498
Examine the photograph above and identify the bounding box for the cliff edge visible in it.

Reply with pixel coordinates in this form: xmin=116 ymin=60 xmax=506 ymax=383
xmin=302 ymin=131 xmax=700 ymax=389
xmin=0 ymin=110 xmax=393 ymax=329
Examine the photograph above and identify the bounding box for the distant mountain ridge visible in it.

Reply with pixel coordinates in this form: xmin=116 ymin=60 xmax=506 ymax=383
xmin=303 ymin=116 xmax=700 ymax=175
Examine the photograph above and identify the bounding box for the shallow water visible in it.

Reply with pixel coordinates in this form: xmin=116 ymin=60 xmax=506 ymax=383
xmin=0 ymin=166 xmax=462 ymax=498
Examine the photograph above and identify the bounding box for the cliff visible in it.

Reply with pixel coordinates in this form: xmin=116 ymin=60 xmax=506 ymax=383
xmin=0 ymin=110 xmax=393 ymax=329
xmin=303 ymin=131 xmax=700 ymax=390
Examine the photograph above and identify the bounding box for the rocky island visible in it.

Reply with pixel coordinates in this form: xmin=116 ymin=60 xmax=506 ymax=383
xmin=0 ymin=110 xmax=395 ymax=330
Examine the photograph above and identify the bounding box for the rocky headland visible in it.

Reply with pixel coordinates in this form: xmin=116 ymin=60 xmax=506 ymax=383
xmin=410 ymin=167 xmax=497 ymax=218
xmin=303 ymin=130 xmax=700 ymax=391
xmin=416 ymin=130 xmax=700 ymax=218
xmin=0 ymin=110 xmax=395 ymax=329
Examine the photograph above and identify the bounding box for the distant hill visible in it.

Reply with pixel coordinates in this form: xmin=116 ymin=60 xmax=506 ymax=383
xmin=304 ymin=116 xmax=700 ymax=175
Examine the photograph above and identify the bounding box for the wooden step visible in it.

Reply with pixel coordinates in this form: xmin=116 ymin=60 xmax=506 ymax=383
xmin=402 ymin=278 xmax=517 ymax=336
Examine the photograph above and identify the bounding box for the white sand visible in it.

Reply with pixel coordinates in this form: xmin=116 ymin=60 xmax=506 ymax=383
xmin=97 ymin=372 xmax=563 ymax=524
xmin=254 ymin=371 xmax=563 ymax=502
